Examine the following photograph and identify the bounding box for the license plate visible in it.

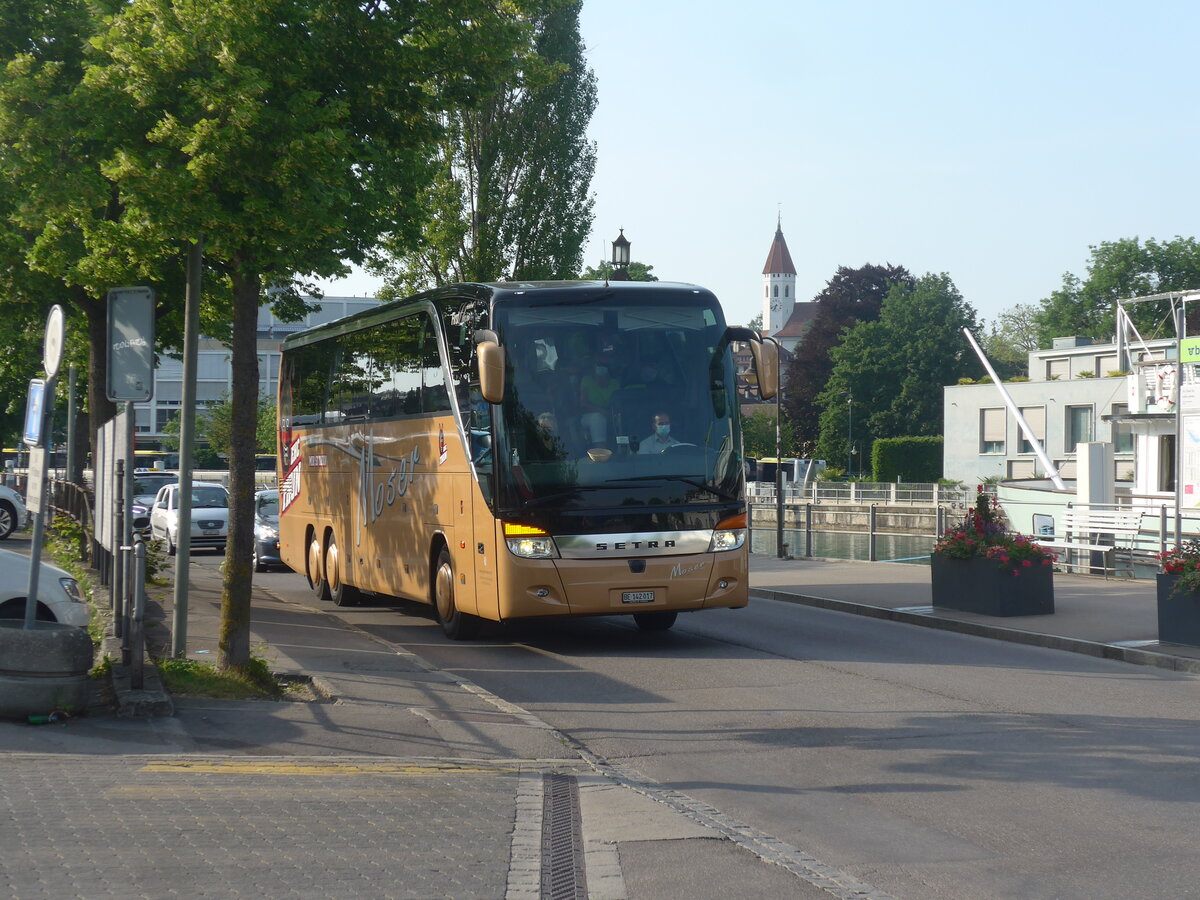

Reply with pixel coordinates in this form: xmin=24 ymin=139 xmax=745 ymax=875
xmin=621 ymin=590 xmax=655 ymax=604
xmin=202 ymin=529 xmax=219 ymax=536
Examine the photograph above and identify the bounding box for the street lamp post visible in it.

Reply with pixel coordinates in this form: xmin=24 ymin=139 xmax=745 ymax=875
xmin=611 ymin=229 xmax=631 ymax=281
xmin=846 ymin=389 xmax=853 ymax=477
xmin=763 ymin=336 xmax=786 ymax=558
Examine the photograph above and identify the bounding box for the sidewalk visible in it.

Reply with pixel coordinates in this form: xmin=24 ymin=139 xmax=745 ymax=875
xmin=749 ymin=554 xmax=1200 ymax=674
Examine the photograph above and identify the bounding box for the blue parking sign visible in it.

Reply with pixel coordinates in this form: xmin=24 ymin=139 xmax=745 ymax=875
xmin=24 ymin=379 xmax=46 ymax=447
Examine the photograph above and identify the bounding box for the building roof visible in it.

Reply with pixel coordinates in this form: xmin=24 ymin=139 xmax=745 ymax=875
xmin=774 ymin=302 xmax=820 ymax=338
xmin=761 ymin=224 xmax=797 ymax=276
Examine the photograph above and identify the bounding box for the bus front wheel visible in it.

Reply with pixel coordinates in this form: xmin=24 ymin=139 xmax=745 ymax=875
xmin=308 ymin=533 xmax=331 ymax=602
xmin=433 ymin=546 xmax=479 ymax=640
xmin=634 ymin=611 xmax=677 ymax=632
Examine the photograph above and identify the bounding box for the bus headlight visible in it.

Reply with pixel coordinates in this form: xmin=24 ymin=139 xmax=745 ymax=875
xmin=709 ymin=512 xmax=747 ymax=552
xmin=503 ymin=522 xmax=559 ymax=559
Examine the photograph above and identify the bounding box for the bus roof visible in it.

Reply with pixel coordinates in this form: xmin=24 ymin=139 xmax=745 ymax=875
xmin=280 ymin=280 xmax=718 ymax=351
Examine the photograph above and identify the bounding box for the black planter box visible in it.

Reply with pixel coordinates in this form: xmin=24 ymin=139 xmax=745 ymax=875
xmin=1156 ymin=573 xmax=1200 ymax=647
xmin=931 ymin=554 xmax=1055 ymax=617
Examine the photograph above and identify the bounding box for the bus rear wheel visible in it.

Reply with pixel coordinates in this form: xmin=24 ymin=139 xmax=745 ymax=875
xmin=433 ymin=546 xmax=478 ymax=640
xmin=325 ymin=535 xmax=360 ymax=607
xmin=633 ymin=611 xmax=677 ymax=632
xmin=308 ymin=533 xmax=330 ymax=602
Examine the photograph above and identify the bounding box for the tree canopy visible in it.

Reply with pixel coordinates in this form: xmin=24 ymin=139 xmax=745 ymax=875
xmin=814 ymin=273 xmax=981 ymax=467
xmin=580 ymin=259 xmax=659 ymax=282
xmin=374 ymin=1 xmax=596 ymax=295
xmin=1033 ymin=236 xmax=1200 ymax=343
xmin=0 ymin=0 xmax=539 ymax=670
xmin=782 ymin=264 xmax=913 ymax=445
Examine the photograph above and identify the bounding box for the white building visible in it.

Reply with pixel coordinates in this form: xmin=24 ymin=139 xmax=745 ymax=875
xmin=942 ymin=335 xmax=1178 ymax=488
xmin=134 ymin=296 xmax=381 ymax=442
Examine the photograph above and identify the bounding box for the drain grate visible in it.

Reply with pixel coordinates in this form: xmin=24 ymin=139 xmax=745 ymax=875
xmin=540 ymin=773 xmax=586 ymax=900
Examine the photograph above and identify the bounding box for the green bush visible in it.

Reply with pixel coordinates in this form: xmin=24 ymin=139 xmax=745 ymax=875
xmin=871 ymin=436 xmax=943 ymax=482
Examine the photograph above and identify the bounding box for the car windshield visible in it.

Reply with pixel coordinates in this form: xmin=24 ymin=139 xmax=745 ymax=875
xmin=133 ymin=475 xmax=175 ymax=496
xmin=193 ymin=487 xmax=228 ymax=509
xmin=257 ymin=495 xmax=279 ymax=518
xmin=491 ymin=294 xmax=742 ymax=509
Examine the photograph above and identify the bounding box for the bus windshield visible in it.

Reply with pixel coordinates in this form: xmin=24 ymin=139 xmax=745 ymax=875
xmin=492 ymin=293 xmax=742 ymax=511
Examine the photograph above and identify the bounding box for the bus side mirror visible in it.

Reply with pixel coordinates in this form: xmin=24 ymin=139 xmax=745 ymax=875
xmin=749 ymin=339 xmax=778 ymax=400
xmin=478 ymin=341 xmax=506 ymax=404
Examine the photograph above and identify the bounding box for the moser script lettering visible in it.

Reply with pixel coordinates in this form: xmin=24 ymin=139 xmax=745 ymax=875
xmin=360 ymin=439 xmax=420 ymax=526
xmin=670 ymin=561 xmax=704 ymax=579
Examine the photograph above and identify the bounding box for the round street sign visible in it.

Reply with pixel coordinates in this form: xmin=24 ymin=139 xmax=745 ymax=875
xmin=44 ymin=304 xmax=65 ymax=379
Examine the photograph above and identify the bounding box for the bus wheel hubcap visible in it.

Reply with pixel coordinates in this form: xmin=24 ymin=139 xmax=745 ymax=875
xmin=308 ymin=539 xmax=323 ymax=586
xmin=435 ymin=562 xmax=454 ymax=620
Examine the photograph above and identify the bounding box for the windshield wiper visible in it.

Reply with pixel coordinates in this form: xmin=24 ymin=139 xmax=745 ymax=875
xmin=603 ymin=475 xmax=740 ymax=504
xmin=520 ymin=488 xmax=585 ymax=508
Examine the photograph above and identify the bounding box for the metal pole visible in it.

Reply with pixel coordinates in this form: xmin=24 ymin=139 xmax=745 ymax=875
xmin=1175 ymin=305 xmax=1185 ymax=547
xmin=173 ymin=237 xmax=203 ymax=657
xmin=131 ymin=538 xmax=146 ymax=689
xmin=805 ymin=503 xmax=812 ymax=557
xmin=113 ymin=458 xmax=125 ymax=638
xmin=66 ymin=366 xmax=77 ymax=484
xmin=869 ymin=505 xmax=877 ymax=561
xmin=1161 ymin=505 xmax=1168 ymax=561
xmin=846 ymin=390 xmax=852 ymax=476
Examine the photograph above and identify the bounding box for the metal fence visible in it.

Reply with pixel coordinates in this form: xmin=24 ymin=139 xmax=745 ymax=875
xmin=746 ymin=480 xmax=976 ymax=507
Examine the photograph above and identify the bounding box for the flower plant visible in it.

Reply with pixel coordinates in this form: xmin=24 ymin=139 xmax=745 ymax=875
xmin=1159 ymin=540 xmax=1200 ymax=595
xmin=933 ymin=489 xmax=1055 ymax=577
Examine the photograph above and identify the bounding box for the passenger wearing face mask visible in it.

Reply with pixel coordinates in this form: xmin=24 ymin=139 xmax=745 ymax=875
xmin=579 ymin=353 xmax=621 ymax=445
xmin=638 ymin=412 xmax=680 ymax=454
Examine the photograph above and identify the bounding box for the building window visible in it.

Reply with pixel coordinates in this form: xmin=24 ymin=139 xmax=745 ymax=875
xmin=1111 ymin=403 xmax=1133 ymax=453
xmin=784 ymin=285 xmax=789 ymax=297
xmin=1017 ymin=406 xmax=1045 ymax=454
xmin=1046 ymin=358 xmax=1069 ymax=380
xmin=980 ymin=407 xmax=1005 ymax=454
xmin=1008 ymin=459 xmax=1036 ymax=479
xmin=1065 ymin=404 xmax=1094 ymax=452
xmin=1096 ymin=354 xmax=1117 ymax=376
xmin=1160 ymin=435 xmax=1176 ymax=492
xmin=773 ymin=285 xmax=778 ymax=297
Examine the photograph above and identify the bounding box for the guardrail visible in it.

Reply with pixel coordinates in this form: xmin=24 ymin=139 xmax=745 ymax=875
xmin=747 ymin=480 xmax=976 ymax=506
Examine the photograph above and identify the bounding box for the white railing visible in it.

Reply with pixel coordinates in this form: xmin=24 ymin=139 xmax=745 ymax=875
xmin=747 ymin=481 xmax=974 ymax=507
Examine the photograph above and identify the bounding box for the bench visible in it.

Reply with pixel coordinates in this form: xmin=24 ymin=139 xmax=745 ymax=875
xmin=1037 ymin=508 xmax=1144 ymax=578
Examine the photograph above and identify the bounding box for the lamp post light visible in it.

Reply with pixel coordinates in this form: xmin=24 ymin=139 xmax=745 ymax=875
xmin=611 ymin=229 xmax=631 ymax=281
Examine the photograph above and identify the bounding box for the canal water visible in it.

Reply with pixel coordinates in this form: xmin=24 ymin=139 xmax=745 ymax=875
xmin=750 ymin=529 xmax=935 ymax=565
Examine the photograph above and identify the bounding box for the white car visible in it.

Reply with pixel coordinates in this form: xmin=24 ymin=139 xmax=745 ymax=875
xmin=0 ymin=483 xmax=28 ymax=540
xmin=149 ymin=482 xmax=230 ymax=556
xmin=0 ymin=547 xmax=89 ymax=627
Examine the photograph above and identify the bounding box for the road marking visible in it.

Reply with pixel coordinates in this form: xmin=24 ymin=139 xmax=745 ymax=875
xmin=139 ymin=759 xmax=520 ymax=776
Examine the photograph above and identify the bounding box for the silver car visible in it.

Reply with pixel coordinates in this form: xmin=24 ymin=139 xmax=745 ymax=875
xmin=149 ymin=482 xmax=230 ymax=555
xmin=0 ymin=547 xmax=89 ymax=627
xmin=0 ymin=483 xmax=28 ymax=540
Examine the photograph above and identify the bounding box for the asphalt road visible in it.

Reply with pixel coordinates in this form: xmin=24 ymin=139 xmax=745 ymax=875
xmin=253 ymin=562 xmax=1200 ymax=900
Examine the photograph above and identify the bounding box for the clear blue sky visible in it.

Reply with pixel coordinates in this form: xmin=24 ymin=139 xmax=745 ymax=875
xmin=322 ymin=0 xmax=1200 ymax=329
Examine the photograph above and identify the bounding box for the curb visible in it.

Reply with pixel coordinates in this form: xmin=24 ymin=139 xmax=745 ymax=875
xmin=750 ymin=588 xmax=1200 ymax=675
xmin=101 ymin=632 xmax=174 ymax=718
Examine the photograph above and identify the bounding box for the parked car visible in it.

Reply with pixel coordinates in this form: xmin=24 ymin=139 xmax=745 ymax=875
xmin=0 ymin=483 xmax=28 ymax=540
xmin=149 ymin=482 xmax=229 ymax=555
xmin=0 ymin=547 xmax=89 ymax=627
xmin=252 ymin=489 xmax=282 ymax=572
xmin=130 ymin=472 xmax=178 ymax=537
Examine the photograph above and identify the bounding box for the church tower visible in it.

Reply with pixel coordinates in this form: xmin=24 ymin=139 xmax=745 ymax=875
xmin=762 ymin=217 xmax=797 ymax=336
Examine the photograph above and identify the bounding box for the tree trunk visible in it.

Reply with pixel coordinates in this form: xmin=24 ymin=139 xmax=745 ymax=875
xmin=218 ymin=262 xmax=260 ymax=671
xmin=82 ymin=288 xmax=116 ymax=467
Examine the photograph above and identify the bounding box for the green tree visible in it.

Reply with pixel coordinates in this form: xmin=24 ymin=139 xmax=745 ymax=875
xmin=741 ymin=408 xmax=795 ymax=459
xmin=746 ymin=312 xmax=763 ymax=332
xmin=815 ymin=273 xmax=982 ymax=468
xmin=580 ymin=260 xmax=658 ymax=282
xmin=374 ymin=1 xmax=596 ymax=294
xmin=1 ymin=0 xmax=535 ymax=671
xmin=981 ymin=303 xmax=1040 ymax=381
xmin=1034 ymin=236 xmax=1200 ymax=342
xmin=782 ymin=264 xmax=913 ymax=445
xmin=162 ymin=397 xmax=276 ymax=459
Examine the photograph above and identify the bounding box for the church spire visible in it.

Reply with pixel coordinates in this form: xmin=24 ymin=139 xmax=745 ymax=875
xmin=762 ymin=218 xmax=797 ymax=336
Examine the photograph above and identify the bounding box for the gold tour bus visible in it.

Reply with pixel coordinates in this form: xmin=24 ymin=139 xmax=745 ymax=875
xmin=276 ymin=280 xmax=778 ymax=638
